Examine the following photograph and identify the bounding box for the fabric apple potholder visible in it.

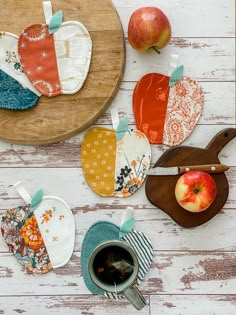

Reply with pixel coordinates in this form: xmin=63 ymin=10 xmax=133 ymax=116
xmin=81 ymin=110 xmax=151 ymax=198
xmin=18 ymin=1 xmax=92 ymax=97
xmin=0 ymin=32 xmax=41 ymax=110
xmin=81 ymin=208 xmax=153 ymax=300
xmin=133 ymin=54 xmax=204 ymax=146
xmin=1 ymin=182 xmax=75 ymax=274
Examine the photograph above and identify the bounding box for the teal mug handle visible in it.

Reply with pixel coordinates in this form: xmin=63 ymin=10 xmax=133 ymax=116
xmin=123 ymin=286 xmax=146 ymax=310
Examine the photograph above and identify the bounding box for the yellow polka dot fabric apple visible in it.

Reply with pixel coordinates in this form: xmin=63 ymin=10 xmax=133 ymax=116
xmin=1 ymin=182 xmax=75 ymax=274
xmin=18 ymin=1 xmax=92 ymax=97
xmin=81 ymin=110 xmax=151 ymax=198
xmin=133 ymin=55 xmax=204 ymax=146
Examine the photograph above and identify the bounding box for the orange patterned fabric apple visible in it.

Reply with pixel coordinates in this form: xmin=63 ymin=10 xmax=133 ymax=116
xmin=133 ymin=57 xmax=204 ymax=146
xmin=18 ymin=1 xmax=92 ymax=97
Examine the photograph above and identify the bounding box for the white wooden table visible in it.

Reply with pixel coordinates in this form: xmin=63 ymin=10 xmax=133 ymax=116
xmin=0 ymin=0 xmax=235 ymax=314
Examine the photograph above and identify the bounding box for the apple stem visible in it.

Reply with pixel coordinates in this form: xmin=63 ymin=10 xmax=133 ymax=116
xmin=152 ymin=47 xmax=161 ymax=54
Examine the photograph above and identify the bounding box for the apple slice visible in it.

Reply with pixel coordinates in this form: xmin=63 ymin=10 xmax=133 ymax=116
xmin=18 ymin=1 xmax=92 ymax=97
xmin=133 ymin=64 xmax=204 ymax=146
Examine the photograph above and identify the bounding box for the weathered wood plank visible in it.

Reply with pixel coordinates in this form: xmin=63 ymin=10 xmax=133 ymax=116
xmin=123 ymin=38 xmax=235 ymax=82
xmin=0 ymin=252 xmax=235 ymax=295
xmin=147 ymin=252 xmax=236 ymax=294
xmin=150 ymin=294 xmax=236 ymax=315
xmin=1 ymin=208 xmax=236 ymax=253
xmin=0 ymin=295 xmax=235 ymax=315
xmin=113 ymin=0 xmax=235 ymax=37
xmin=0 ymin=295 xmax=150 ymax=315
xmin=0 ymin=167 xmax=234 ymax=211
xmin=98 ymin=81 xmax=236 ymax=126
xmin=0 ymin=125 xmax=235 ymax=167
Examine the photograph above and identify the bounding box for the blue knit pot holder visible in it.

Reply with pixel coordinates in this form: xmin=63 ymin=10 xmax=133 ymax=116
xmin=81 ymin=219 xmax=153 ymax=300
xmin=0 ymin=32 xmax=41 ymax=110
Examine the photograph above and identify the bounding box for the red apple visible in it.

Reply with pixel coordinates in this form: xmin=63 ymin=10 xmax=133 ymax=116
xmin=175 ymin=171 xmax=217 ymax=212
xmin=128 ymin=7 xmax=171 ymax=53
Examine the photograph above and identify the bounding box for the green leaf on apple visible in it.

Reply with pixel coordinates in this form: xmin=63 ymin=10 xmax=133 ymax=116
xmin=49 ymin=11 xmax=63 ymax=34
xmin=116 ymin=117 xmax=129 ymax=140
xmin=169 ymin=65 xmax=184 ymax=87
xmin=30 ymin=189 xmax=43 ymax=212
xmin=119 ymin=217 xmax=135 ymax=238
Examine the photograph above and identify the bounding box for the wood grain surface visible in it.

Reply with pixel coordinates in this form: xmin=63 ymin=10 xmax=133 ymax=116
xmin=0 ymin=0 xmax=125 ymax=144
xmin=0 ymin=0 xmax=235 ymax=314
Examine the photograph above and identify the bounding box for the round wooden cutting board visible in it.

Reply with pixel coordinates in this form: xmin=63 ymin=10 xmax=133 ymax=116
xmin=0 ymin=0 xmax=125 ymax=144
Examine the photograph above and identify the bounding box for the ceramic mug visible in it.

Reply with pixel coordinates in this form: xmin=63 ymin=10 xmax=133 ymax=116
xmin=88 ymin=240 xmax=146 ymax=310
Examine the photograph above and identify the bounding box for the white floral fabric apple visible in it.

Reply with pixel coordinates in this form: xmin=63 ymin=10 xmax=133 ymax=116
xmin=18 ymin=1 xmax=92 ymax=97
xmin=1 ymin=183 xmax=75 ymax=274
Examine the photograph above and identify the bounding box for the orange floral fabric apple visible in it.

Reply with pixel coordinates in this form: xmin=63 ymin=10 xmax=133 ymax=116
xmin=133 ymin=63 xmax=204 ymax=146
xmin=81 ymin=117 xmax=151 ymax=198
xmin=18 ymin=1 xmax=92 ymax=97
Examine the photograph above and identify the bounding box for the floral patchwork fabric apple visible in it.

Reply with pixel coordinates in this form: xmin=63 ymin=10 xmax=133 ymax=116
xmin=18 ymin=1 xmax=92 ymax=97
xmin=81 ymin=117 xmax=151 ymax=198
xmin=133 ymin=58 xmax=204 ymax=146
xmin=0 ymin=32 xmax=41 ymax=110
xmin=1 ymin=182 xmax=75 ymax=274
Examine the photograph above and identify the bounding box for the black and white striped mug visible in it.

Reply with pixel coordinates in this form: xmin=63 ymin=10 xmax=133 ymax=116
xmin=88 ymin=240 xmax=146 ymax=310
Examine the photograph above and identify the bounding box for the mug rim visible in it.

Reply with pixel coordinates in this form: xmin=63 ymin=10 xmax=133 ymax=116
xmin=88 ymin=240 xmax=139 ymax=293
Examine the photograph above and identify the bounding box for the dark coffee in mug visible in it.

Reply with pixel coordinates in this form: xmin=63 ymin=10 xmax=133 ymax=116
xmin=93 ymin=245 xmax=134 ymax=285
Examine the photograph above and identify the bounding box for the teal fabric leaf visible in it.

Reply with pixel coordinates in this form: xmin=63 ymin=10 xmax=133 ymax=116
xmin=49 ymin=11 xmax=63 ymax=34
xmin=116 ymin=117 xmax=129 ymax=140
xmin=30 ymin=189 xmax=43 ymax=212
xmin=119 ymin=217 xmax=135 ymax=239
xmin=169 ymin=65 xmax=184 ymax=87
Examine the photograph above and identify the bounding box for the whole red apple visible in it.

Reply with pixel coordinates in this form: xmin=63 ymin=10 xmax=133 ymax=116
xmin=128 ymin=7 xmax=171 ymax=53
xmin=175 ymin=171 xmax=217 ymax=212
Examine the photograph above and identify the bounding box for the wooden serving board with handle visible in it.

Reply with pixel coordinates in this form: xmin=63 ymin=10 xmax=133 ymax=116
xmin=145 ymin=128 xmax=236 ymax=228
xmin=0 ymin=0 xmax=125 ymax=144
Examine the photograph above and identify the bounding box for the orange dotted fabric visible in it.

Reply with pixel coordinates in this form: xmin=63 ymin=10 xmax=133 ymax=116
xmin=81 ymin=127 xmax=116 ymax=197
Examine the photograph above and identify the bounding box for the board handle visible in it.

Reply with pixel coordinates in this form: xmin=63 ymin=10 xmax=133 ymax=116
xmin=205 ymin=128 xmax=236 ymax=157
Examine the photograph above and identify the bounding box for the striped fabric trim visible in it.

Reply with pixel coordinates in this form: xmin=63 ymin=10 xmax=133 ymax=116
xmin=104 ymin=230 xmax=153 ymax=300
